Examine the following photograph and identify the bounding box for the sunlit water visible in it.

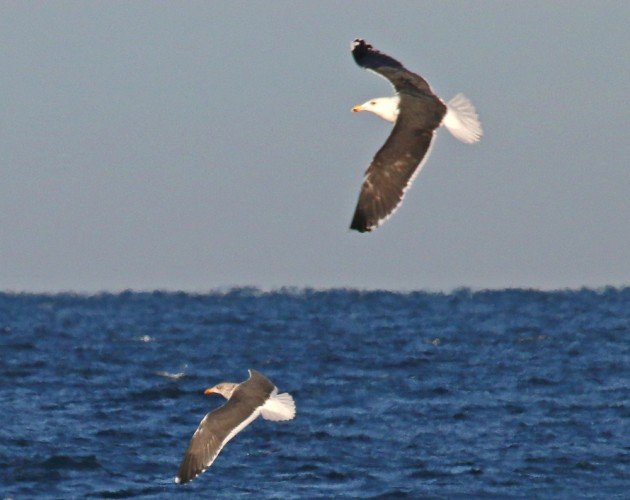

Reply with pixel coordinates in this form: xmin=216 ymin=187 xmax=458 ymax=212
xmin=1 ymin=288 xmax=628 ymax=498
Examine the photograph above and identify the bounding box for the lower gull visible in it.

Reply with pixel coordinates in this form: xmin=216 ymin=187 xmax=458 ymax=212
xmin=175 ymin=369 xmax=296 ymax=484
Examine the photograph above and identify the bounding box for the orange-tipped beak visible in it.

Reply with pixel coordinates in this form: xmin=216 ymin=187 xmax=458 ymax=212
xmin=352 ymin=105 xmax=363 ymax=113
xmin=204 ymin=387 xmax=215 ymax=396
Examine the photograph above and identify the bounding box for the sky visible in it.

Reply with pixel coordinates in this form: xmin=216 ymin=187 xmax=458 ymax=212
xmin=1 ymin=2 xmax=629 ymax=292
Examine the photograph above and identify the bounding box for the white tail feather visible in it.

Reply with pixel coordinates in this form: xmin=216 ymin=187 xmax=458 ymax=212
xmin=260 ymin=392 xmax=296 ymax=421
xmin=442 ymin=93 xmax=482 ymax=144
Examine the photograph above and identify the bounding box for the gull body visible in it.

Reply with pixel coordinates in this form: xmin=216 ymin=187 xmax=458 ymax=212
xmin=349 ymin=39 xmax=483 ymax=232
xmin=175 ymin=370 xmax=295 ymax=485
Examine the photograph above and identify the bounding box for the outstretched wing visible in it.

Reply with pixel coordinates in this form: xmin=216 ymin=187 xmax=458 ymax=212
xmin=175 ymin=402 xmax=261 ymax=484
xmin=351 ymin=39 xmax=432 ymax=94
xmin=350 ymin=111 xmax=438 ymax=233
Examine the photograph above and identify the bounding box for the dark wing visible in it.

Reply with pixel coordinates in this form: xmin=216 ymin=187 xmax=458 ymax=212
xmin=350 ymin=96 xmax=446 ymax=233
xmin=351 ymin=39 xmax=432 ymax=94
xmin=176 ymin=401 xmax=258 ymax=484
xmin=244 ymin=370 xmax=276 ymax=398
xmin=175 ymin=370 xmax=276 ymax=484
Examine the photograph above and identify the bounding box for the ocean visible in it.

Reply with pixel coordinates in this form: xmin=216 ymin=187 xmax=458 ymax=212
xmin=1 ymin=288 xmax=628 ymax=498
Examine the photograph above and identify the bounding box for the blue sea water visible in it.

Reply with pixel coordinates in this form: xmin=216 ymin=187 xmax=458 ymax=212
xmin=0 ymin=288 xmax=628 ymax=498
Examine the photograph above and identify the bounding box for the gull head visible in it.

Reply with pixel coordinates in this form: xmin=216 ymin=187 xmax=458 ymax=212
xmin=351 ymin=96 xmax=399 ymax=123
xmin=204 ymin=382 xmax=239 ymax=399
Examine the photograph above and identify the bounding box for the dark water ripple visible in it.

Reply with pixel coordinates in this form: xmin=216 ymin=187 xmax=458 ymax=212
xmin=0 ymin=288 xmax=628 ymax=497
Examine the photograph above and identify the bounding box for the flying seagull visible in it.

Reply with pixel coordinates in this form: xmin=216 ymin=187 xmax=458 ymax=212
xmin=175 ymin=369 xmax=296 ymax=484
xmin=349 ymin=39 xmax=482 ymax=232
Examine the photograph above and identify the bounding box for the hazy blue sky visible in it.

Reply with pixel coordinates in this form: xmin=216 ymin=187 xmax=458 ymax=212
xmin=2 ymin=2 xmax=628 ymax=292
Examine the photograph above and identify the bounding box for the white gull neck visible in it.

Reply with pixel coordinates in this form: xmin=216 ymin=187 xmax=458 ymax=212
xmin=362 ymin=96 xmax=400 ymax=122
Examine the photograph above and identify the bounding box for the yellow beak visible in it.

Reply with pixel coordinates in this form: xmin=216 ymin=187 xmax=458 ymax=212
xmin=352 ymin=105 xmax=363 ymax=113
xmin=204 ymin=387 xmax=215 ymax=396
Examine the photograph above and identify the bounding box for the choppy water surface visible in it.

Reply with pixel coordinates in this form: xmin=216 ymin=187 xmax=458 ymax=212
xmin=0 ymin=288 xmax=628 ymax=498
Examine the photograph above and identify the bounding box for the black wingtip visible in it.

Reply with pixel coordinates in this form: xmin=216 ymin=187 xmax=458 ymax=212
xmin=351 ymin=38 xmax=371 ymax=62
xmin=350 ymin=212 xmax=374 ymax=233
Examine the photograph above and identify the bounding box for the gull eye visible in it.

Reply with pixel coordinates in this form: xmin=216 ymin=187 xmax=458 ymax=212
xmin=370 ymin=101 xmax=376 ymax=105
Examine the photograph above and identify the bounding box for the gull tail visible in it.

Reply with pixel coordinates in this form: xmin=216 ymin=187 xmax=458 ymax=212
xmin=260 ymin=392 xmax=296 ymax=421
xmin=442 ymin=93 xmax=482 ymax=144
